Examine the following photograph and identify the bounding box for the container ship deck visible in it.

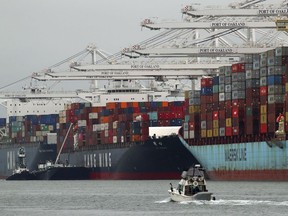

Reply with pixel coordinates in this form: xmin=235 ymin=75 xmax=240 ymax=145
xmin=181 ymin=46 xmax=288 ymax=181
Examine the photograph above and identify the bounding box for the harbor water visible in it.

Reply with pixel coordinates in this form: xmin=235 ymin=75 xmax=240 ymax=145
xmin=0 ymin=180 xmax=287 ymax=216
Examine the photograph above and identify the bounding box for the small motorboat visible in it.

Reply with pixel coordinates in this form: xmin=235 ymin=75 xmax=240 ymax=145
xmin=168 ymin=164 xmax=215 ymax=202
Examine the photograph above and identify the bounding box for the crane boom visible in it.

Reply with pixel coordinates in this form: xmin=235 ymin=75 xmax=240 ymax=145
xmin=184 ymin=8 xmax=288 ymax=17
xmin=132 ymin=47 xmax=272 ymax=57
xmin=141 ymin=21 xmax=276 ymax=30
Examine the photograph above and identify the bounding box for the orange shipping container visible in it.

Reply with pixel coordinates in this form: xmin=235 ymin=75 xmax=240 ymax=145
xmin=106 ymin=102 xmax=116 ymax=109
xmin=162 ymin=101 xmax=169 ymax=107
xmin=132 ymin=102 xmax=139 ymax=107
xmin=120 ymin=102 xmax=127 ymax=108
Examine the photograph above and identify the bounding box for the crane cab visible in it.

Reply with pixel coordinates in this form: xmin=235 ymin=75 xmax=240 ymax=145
xmin=275 ymin=19 xmax=288 ymax=31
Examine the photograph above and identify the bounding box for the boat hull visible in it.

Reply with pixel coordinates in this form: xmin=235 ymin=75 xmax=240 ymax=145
xmin=33 ymin=167 xmax=90 ymax=180
xmin=180 ymin=137 xmax=288 ymax=181
xmin=168 ymin=190 xmax=213 ymax=202
xmin=60 ymin=136 xmax=200 ymax=180
xmin=0 ymin=143 xmax=57 ymax=179
xmin=6 ymin=170 xmax=37 ymax=180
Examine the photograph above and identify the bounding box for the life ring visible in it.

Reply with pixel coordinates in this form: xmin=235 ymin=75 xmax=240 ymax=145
xmin=192 ymin=181 xmax=198 ymax=187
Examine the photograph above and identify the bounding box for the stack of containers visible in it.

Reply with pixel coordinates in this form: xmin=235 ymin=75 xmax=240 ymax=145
xmin=200 ymin=77 xmax=213 ymax=138
xmin=231 ymin=63 xmax=246 ymax=136
xmin=58 ymin=101 xmax=185 ymax=152
xmin=245 ymin=54 xmax=260 ymax=135
xmin=218 ymin=67 xmax=228 ymax=137
xmin=182 ymin=46 xmax=288 ymax=145
xmin=280 ymin=47 xmax=288 ymax=131
xmin=224 ymin=66 xmax=232 ymax=136
xmin=9 ymin=114 xmax=58 ymax=144
xmin=183 ymin=90 xmax=200 ymax=140
xmin=266 ymin=48 xmax=286 ymax=133
xmin=259 ymin=51 xmax=269 ymax=134
xmin=212 ymin=76 xmax=219 ymax=137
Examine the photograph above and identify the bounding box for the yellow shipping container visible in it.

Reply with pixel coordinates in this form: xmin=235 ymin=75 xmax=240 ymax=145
xmin=286 ymin=112 xmax=288 ymax=122
xmin=189 ymin=105 xmax=200 ymax=114
xmin=260 ymin=114 xmax=267 ymax=124
xmin=260 ymin=105 xmax=267 ymax=114
xmin=213 ymin=120 xmax=219 ymax=128
xmin=226 ymin=118 xmax=232 ymax=127
xmin=286 ymin=83 xmax=288 ymax=93
xmin=201 ymin=129 xmax=207 ymax=138
xmin=184 ymin=91 xmax=189 ymax=99
xmin=207 ymin=129 xmax=213 ymax=138
xmin=213 ymin=128 xmax=219 ymax=137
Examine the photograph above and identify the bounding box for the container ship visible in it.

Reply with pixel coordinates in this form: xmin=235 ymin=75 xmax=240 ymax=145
xmin=0 ymin=81 xmax=199 ymax=180
xmin=180 ymin=46 xmax=288 ymax=181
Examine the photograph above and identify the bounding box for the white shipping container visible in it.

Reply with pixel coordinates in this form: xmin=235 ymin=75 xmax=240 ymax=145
xmin=104 ymin=130 xmax=109 ymax=137
xmin=89 ymin=112 xmax=98 ymax=119
xmin=113 ymin=136 xmax=117 ymax=143
xmin=113 ymin=121 xmax=118 ymax=129
xmin=92 ymin=124 xmax=101 ymax=132
xmin=47 ymin=133 xmax=57 ymax=144
xmin=30 ymin=136 xmax=37 ymax=142
xmin=36 ymin=131 xmax=42 ymax=137
xmin=189 ymin=130 xmax=195 ymax=139
xmin=78 ymin=120 xmax=87 ymax=127
xmin=183 ymin=131 xmax=189 ymax=139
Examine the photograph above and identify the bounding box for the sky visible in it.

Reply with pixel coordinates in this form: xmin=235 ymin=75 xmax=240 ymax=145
xmin=0 ymin=0 xmax=279 ymax=117
xmin=0 ymin=0 xmax=234 ymax=89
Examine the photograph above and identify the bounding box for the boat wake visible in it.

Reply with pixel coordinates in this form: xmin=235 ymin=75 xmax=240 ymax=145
xmin=178 ymin=199 xmax=288 ymax=206
xmin=155 ymin=197 xmax=172 ymax=203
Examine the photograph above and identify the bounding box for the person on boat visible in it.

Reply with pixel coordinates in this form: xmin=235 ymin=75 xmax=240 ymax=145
xmin=177 ymin=178 xmax=186 ymax=194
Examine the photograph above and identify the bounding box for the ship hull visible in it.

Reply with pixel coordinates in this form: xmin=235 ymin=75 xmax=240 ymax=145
xmin=180 ymin=137 xmax=288 ymax=181
xmin=0 ymin=143 xmax=57 ymax=179
xmin=60 ymin=136 xmax=200 ymax=180
xmin=33 ymin=167 xmax=90 ymax=180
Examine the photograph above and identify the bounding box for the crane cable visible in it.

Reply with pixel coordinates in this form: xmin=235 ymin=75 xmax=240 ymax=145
xmin=0 ymin=76 xmax=31 ymax=90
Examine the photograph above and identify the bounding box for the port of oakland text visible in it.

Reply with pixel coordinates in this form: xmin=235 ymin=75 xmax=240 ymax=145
xmin=130 ymin=65 xmax=160 ymax=69
xmin=199 ymin=48 xmax=234 ymax=53
xmin=258 ymin=9 xmax=288 ymax=15
xmin=224 ymin=148 xmax=247 ymax=161
xmin=211 ymin=22 xmax=246 ymax=27
xmin=100 ymin=72 xmax=129 ymax=75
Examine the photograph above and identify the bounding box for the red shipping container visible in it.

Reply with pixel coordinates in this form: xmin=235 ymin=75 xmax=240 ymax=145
xmin=213 ymin=93 xmax=219 ymax=102
xmin=260 ymin=86 xmax=268 ymax=96
xmin=232 ymin=108 xmax=238 ymax=118
xmin=232 ymin=126 xmax=239 ymax=135
xmin=219 ymin=110 xmax=225 ymax=119
xmin=213 ymin=111 xmax=219 ymax=120
xmin=189 ymin=122 xmax=195 ymax=130
xmin=232 ymin=99 xmax=245 ymax=108
xmin=201 ymin=77 xmax=213 ymax=87
xmin=225 ymin=127 xmax=232 ymax=136
xmin=225 ymin=101 xmax=232 ymax=108
xmin=260 ymin=123 xmax=267 ymax=133
xmin=219 ymin=101 xmax=225 ymax=110
xmin=231 ymin=63 xmax=245 ymax=73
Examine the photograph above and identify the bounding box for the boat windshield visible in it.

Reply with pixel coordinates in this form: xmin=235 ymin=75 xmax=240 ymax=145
xmin=187 ymin=167 xmax=204 ymax=177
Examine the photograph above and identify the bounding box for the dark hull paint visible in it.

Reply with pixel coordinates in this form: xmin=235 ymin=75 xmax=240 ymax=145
xmin=61 ymin=136 xmax=200 ymax=180
xmin=33 ymin=167 xmax=90 ymax=180
xmin=6 ymin=170 xmax=37 ymax=180
xmin=0 ymin=143 xmax=57 ymax=179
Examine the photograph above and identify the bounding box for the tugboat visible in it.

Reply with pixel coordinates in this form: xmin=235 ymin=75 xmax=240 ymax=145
xmin=6 ymin=147 xmax=36 ymax=180
xmin=32 ymin=123 xmax=90 ymax=180
xmin=168 ymin=165 xmax=215 ymax=202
